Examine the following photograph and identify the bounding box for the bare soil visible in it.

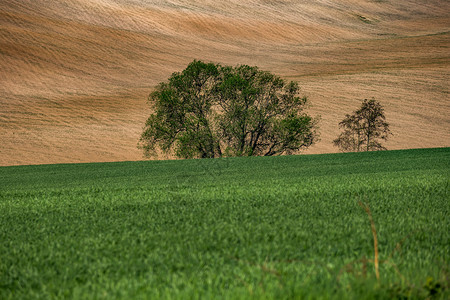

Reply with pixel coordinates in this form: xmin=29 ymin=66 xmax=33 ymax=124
xmin=1 ymin=0 xmax=449 ymax=165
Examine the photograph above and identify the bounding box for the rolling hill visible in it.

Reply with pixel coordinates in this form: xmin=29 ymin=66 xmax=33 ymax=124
xmin=1 ymin=0 xmax=449 ymax=165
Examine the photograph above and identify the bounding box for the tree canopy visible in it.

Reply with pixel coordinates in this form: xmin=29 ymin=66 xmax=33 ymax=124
xmin=139 ymin=60 xmax=318 ymax=159
xmin=333 ymin=98 xmax=392 ymax=152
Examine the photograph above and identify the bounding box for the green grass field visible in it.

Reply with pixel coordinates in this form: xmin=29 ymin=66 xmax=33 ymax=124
xmin=1 ymin=148 xmax=449 ymax=299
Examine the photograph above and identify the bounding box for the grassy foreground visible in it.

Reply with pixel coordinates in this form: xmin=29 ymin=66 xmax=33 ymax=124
xmin=0 ymin=148 xmax=449 ymax=299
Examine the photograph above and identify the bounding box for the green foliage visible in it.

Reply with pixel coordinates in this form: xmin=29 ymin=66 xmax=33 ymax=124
xmin=0 ymin=148 xmax=449 ymax=299
xmin=140 ymin=60 xmax=221 ymax=159
xmin=140 ymin=60 xmax=318 ymax=159
xmin=334 ymin=98 xmax=392 ymax=152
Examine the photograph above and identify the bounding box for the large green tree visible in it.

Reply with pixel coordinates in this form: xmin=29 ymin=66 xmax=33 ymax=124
xmin=140 ymin=60 xmax=318 ymax=159
xmin=333 ymin=98 xmax=392 ymax=152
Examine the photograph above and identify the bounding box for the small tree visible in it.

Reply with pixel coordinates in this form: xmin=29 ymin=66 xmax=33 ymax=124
xmin=333 ymin=98 xmax=391 ymax=152
xmin=139 ymin=60 xmax=318 ymax=159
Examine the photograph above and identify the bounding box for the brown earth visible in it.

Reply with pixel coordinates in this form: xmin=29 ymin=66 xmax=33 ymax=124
xmin=1 ymin=0 xmax=449 ymax=166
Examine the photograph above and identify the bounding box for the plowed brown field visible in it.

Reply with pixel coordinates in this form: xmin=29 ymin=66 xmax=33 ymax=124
xmin=1 ymin=0 xmax=449 ymax=165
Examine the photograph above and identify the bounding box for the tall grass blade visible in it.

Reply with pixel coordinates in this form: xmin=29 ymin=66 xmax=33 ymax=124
xmin=358 ymin=201 xmax=380 ymax=282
